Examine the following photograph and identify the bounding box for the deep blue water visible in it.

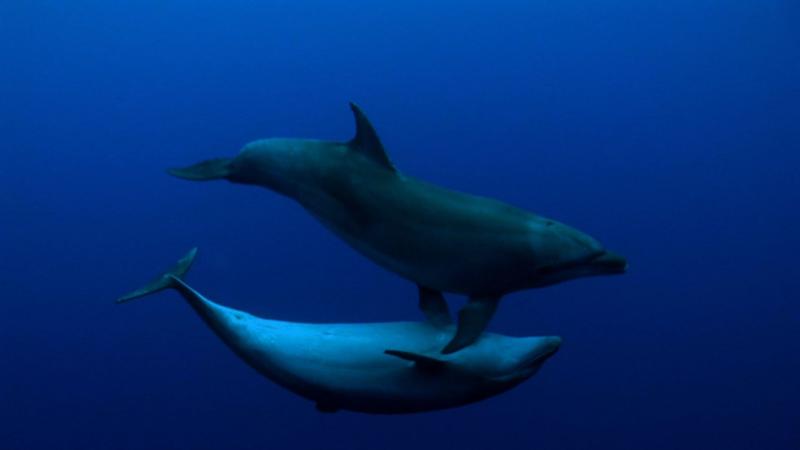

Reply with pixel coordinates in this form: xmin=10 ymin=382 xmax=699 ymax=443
xmin=2 ymin=1 xmax=799 ymax=449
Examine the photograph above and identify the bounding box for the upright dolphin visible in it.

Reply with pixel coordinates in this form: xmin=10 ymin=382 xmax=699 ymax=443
xmin=169 ymin=103 xmax=627 ymax=353
xmin=117 ymin=249 xmax=562 ymax=414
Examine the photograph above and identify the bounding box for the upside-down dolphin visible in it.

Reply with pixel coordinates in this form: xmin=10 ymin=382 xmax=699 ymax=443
xmin=117 ymin=249 xmax=562 ymax=414
xmin=169 ymin=103 xmax=627 ymax=353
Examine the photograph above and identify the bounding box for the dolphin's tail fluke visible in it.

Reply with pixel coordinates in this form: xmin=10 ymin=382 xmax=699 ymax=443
xmin=167 ymin=158 xmax=232 ymax=181
xmin=116 ymin=248 xmax=198 ymax=303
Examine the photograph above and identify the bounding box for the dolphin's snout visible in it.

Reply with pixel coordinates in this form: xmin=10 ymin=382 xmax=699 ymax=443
xmin=167 ymin=158 xmax=233 ymax=181
xmin=589 ymin=250 xmax=628 ymax=274
xmin=524 ymin=336 xmax=562 ymax=368
xmin=541 ymin=336 xmax=562 ymax=358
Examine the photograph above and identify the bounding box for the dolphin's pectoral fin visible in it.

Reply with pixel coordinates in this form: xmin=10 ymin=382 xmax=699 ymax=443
xmin=347 ymin=102 xmax=396 ymax=172
xmin=167 ymin=158 xmax=233 ymax=181
xmin=384 ymin=350 xmax=448 ymax=372
xmin=441 ymin=296 xmax=500 ymax=354
xmin=418 ymin=285 xmax=453 ymax=328
xmin=315 ymin=402 xmax=340 ymax=413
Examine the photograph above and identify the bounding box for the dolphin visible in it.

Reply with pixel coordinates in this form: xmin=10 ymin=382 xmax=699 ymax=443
xmin=169 ymin=103 xmax=627 ymax=353
xmin=116 ymin=249 xmax=562 ymax=414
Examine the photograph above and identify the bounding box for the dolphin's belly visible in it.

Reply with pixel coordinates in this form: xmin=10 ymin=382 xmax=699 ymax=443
xmin=340 ymin=226 xmax=533 ymax=295
xmin=300 ymin=177 xmax=540 ymax=296
xmin=315 ymin=367 xmax=495 ymax=414
xmin=273 ymin=360 xmax=478 ymax=413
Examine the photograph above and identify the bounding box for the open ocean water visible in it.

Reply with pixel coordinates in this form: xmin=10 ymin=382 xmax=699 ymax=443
xmin=1 ymin=1 xmax=798 ymax=449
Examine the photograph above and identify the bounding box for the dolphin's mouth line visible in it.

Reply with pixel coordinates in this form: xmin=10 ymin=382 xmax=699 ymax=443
xmin=586 ymin=250 xmax=609 ymax=263
xmin=536 ymin=250 xmax=607 ymax=275
xmin=528 ymin=345 xmax=560 ymax=367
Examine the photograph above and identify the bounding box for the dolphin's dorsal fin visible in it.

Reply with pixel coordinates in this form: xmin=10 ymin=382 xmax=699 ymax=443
xmin=384 ymin=350 xmax=447 ymax=371
xmin=418 ymin=285 xmax=453 ymax=328
xmin=348 ymin=102 xmax=396 ymax=172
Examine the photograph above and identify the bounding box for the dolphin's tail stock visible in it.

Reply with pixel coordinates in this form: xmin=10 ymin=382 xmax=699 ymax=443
xmin=116 ymin=248 xmax=198 ymax=303
xmin=167 ymin=158 xmax=232 ymax=181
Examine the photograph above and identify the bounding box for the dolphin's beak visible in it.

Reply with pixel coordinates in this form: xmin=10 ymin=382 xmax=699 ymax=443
xmin=167 ymin=157 xmax=233 ymax=181
xmin=589 ymin=250 xmax=628 ymax=274
xmin=525 ymin=336 xmax=562 ymax=368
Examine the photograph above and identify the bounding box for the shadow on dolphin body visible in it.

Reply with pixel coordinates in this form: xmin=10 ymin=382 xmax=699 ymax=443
xmin=169 ymin=103 xmax=627 ymax=353
xmin=117 ymin=249 xmax=562 ymax=414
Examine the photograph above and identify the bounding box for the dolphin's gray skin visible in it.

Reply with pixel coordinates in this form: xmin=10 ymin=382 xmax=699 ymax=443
xmin=169 ymin=103 xmax=627 ymax=353
xmin=117 ymin=249 xmax=562 ymax=414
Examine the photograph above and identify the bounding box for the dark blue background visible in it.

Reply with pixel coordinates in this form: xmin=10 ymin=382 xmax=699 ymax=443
xmin=2 ymin=1 xmax=798 ymax=449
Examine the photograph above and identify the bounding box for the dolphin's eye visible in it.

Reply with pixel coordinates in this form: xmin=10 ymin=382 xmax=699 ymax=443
xmin=545 ymin=221 xmax=554 ymax=227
